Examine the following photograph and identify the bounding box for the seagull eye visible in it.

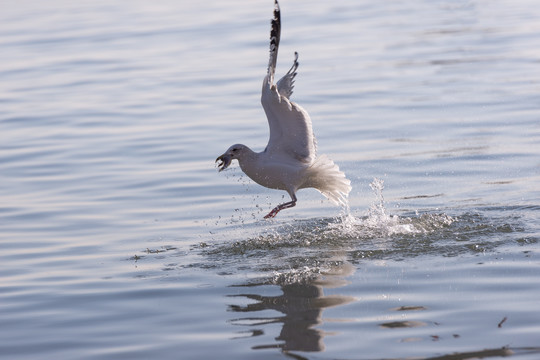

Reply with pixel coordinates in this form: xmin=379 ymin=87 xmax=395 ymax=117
xmin=232 ymin=148 xmax=238 ymax=152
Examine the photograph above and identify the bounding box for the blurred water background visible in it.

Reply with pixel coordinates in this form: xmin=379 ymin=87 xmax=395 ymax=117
xmin=1 ymin=0 xmax=539 ymax=359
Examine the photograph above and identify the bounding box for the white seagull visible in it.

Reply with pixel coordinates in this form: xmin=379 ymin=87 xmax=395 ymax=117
xmin=216 ymin=0 xmax=351 ymax=219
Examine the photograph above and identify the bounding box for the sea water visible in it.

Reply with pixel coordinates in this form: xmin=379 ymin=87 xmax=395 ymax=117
xmin=1 ymin=1 xmax=539 ymax=359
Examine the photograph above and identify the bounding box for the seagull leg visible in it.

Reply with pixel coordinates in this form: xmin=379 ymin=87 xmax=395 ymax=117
xmin=264 ymin=193 xmax=297 ymax=219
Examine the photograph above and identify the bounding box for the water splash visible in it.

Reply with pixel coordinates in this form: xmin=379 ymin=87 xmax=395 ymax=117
xmin=199 ymin=178 xmax=534 ymax=277
xmin=337 ymin=178 xmax=453 ymax=238
xmin=208 ymin=178 xmax=456 ymax=258
xmin=367 ymin=178 xmax=389 ymax=223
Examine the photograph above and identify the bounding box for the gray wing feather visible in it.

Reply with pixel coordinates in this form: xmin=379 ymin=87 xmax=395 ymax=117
xmin=276 ymin=52 xmax=298 ymax=99
xmin=261 ymin=84 xmax=316 ymax=164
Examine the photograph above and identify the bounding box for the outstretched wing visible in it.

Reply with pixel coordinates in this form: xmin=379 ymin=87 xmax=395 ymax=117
xmin=261 ymin=1 xmax=316 ymax=165
xmin=261 ymin=82 xmax=317 ymax=164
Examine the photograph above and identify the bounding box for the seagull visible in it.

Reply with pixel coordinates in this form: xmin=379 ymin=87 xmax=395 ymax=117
xmin=216 ymin=0 xmax=351 ymax=219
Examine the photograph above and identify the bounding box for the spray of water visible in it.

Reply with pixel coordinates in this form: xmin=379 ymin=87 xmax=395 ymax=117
xmin=336 ymin=178 xmax=453 ymax=237
xmin=206 ymin=177 xmax=455 ymax=266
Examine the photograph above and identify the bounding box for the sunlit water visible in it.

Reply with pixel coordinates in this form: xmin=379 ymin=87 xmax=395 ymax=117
xmin=1 ymin=1 xmax=540 ymax=359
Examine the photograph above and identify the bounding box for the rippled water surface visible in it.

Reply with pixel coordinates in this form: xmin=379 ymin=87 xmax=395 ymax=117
xmin=1 ymin=1 xmax=540 ymax=359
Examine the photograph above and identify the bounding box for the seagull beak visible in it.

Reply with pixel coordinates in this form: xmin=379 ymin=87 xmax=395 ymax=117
xmin=215 ymin=153 xmax=232 ymax=172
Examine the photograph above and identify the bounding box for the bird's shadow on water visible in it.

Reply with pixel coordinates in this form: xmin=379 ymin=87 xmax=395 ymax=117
xmin=227 ymin=260 xmax=357 ymax=354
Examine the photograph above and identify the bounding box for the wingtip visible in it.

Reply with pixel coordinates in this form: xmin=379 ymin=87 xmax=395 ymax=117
xmin=272 ymin=0 xmax=280 ymax=26
xmin=271 ymin=1 xmax=281 ymax=40
xmin=267 ymin=0 xmax=282 ymax=84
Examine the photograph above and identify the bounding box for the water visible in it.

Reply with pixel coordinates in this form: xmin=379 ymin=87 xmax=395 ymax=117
xmin=1 ymin=0 xmax=539 ymax=359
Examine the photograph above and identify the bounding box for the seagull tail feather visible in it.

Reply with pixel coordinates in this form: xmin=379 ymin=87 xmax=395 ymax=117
xmin=306 ymin=154 xmax=351 ymax=207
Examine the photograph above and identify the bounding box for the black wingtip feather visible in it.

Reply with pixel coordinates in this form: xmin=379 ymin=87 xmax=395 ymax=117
xmin=270 ymin=1 xmax=281 ymax=53
xmin=267 ymin=0 xmax=281 ymax=83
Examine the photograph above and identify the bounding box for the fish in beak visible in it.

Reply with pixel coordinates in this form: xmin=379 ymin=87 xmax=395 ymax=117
xmin=215 ymin=153 xmax=232 ymax=172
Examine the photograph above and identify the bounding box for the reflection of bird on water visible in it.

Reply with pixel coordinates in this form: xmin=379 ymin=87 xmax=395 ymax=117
xmin=228 ymin=261 xmax=356 ymax=353
xmin=229 ymin=281 xmax=355 ymax=353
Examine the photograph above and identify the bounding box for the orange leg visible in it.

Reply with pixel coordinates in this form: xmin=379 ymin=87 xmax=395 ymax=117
xmin=264 ymin=194 xmax=297 ymax=219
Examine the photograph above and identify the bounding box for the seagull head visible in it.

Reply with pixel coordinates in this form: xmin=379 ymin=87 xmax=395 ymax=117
xmin=215 ymin=144 xmax=248 ymax=172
